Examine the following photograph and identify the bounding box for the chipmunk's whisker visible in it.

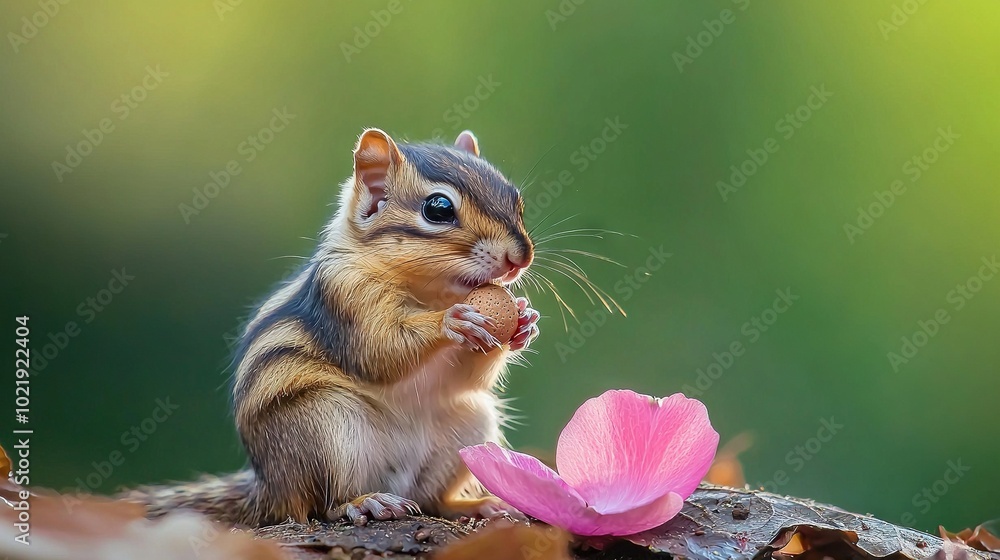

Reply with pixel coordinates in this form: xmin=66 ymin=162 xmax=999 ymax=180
xmin=526 ymin=207 xmax=570 ymax=238
xmin=268 ymin=255 xmax=310 ymax=261
xmin=536 ymin=232 xmax=605 ymax=243
xmin=538 ymin=247 xmax=626 ymax=268
xmin=535 ymin=260 xmax=624 ymax=316
xmin=523 ymin=268 xmax=548 ymax=296
xmin=517 ymin=143 xmax=557 ymax=193
xmin=523 ymin=268 xmax=575 ymax=330
xmin=535 ymin=228 xmax=630 ymax=245
xmin=529 ymin=213 xmax=579 ymax=239
xmin=535 ymin=251 xmax=588 ymax=278
xmin=534 ymin=261 xmax=597 ymax=308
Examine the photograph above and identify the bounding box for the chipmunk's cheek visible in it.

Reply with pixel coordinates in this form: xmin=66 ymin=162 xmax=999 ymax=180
xmin=469 ymin=237 xmax=530 ymax=284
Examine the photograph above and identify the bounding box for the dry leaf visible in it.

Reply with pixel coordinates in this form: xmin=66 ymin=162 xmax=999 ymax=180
xmin=435 ymin=521 xmax=570 ymax=560
xmin=0 ymin=491 xmax=285 ymax=560
xmin=0 ymin=445 xmax=285 ymax=560
xmin=941 ymin=522 xmax=1000 ymax=553
xmin=625 ymin=484 xmax=998 ymax=560
xmin=705 ymin=432 xmax=753 ymax=487
xmin=0 ymin=442 xmax=12 ymax=479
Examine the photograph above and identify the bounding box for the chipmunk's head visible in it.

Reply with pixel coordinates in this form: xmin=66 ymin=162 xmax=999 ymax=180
xmin=336 ymin=128 xmax=533 ymax=305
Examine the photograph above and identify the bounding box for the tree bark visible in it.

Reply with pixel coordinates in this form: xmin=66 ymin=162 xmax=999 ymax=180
xmin=251 ymin=485 xmax=999 ymax=560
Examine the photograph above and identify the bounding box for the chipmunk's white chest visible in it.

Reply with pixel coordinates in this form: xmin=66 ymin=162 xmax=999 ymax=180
xmin=377 ymin=347 xmax=504 ymax=502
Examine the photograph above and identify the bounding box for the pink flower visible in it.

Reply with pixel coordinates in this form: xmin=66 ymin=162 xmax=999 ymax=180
xmin=459 ymin=390 xmax=719 ymax=536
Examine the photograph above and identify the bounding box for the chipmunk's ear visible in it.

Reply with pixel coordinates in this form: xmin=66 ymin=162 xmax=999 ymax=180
xmin=353 ymin=128 xmax=402 ymax=219
xmin=454 ymin=130 xmax=480 ymax=157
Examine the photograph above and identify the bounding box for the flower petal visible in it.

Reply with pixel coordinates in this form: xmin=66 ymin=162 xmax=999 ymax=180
xmin=459 ymin=443 xmax=591 ymax=529
xmin=555 ymin=390 xmax=719 ymax=514
xmin=573 ymin=491 xmax=684 ymax=536
xmin=461 ymin=443 xmax=686 ymax=537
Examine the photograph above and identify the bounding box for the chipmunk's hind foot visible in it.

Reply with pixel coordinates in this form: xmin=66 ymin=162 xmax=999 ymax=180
xmin=329 ymin=492 xmax=421 ymax=526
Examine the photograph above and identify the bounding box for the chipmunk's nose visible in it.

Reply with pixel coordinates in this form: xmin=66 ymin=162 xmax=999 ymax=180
xmin=504 ymin=247 xmax=533 ymax=271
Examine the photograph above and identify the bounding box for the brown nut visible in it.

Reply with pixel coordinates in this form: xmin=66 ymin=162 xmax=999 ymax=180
xmin=464 ymin=284 xmax=519 ymax=344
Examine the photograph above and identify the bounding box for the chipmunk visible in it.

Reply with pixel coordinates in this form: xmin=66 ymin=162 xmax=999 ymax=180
xmin=122 ymin=129 xmax=540 ymax=526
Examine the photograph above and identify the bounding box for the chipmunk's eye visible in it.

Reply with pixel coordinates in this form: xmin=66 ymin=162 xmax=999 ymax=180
xmin=421 ymin=194 xmax=456 ymax=225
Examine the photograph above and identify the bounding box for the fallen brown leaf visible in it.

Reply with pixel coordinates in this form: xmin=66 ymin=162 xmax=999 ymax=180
xmin=434 ymin=521 xmax=570 ymax=560
xmin=941 ymin=522 xmax=1000 ymax=553
xmin=0 ymin=441 xmax=285 ymax=560
xmin=705 ymin=432 xmax=753 ymax=487
xmin=0 ymin=440 xmax=12 ymax=479
xmin=626 ymin=484 xmax=998 ymax=560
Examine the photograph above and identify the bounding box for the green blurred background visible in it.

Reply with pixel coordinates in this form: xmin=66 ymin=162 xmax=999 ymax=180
xmin=1 ymin=1 xmax=997 ymax=533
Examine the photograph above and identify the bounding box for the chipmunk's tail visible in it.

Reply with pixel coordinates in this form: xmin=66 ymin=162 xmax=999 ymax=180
xmin=118 ymin=469 xmax=261 ymax=526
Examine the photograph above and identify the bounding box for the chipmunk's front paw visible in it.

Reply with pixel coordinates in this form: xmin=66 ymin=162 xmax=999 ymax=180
xmin=442 ymin=303 xmax=502 ymax=352
xmin=329 ymin=492 xmax=421 ymax=526
xmin=508 ymin=297 xmax=539 ymax=351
